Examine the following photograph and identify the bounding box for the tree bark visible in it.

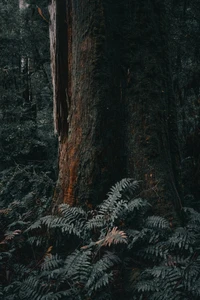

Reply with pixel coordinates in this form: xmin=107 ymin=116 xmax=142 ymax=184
xmin=49 ymin=0 xmax=182 ymax=214
xmin=123 ymin=0 xmax=182 ymax=214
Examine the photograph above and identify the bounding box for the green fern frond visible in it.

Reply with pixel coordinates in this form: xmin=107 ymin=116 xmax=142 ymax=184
xmin=18 ymin=275 xmax=49 ymax=300
xmin=150 ymin=290 xmax=184 ymax=300
xmin=91 ymin=272 xmax=111 ymax=293
xmin=48 ymin=217 xmax=83 ymax=237
xmin=108 ymin=178 xmax=140 ymax=197
xmin=40 ymin=215 xmax=56 ymax=227
xmin=169 ymin=227 xmax=196 ymax=252
xmin=41 ymin=290 xmax=77 ymax=300
xmin=127 ymin=198 xmax=150 ymax=212
xmin=145 ymin=265 xmax=181 ymax=280
xmin=41 ymin=254 xmax=63 ymax=271
xmin=58 ymin=204 xmax=87 ymax=219
xmin=183 ymin=207 xmax=200 ymax=225
xmin=140 ymin=243 xmax=169 ymax=261
xmin=109 ymin=200 xmax=128 ymax=224
xmin=98 ymin=179 xmax=140 ymax=217
xmin=12 ymin=264 xmax=30 ymax=278
xmin=26 ymin=218 xmax=42 ymax=231
xmin=127 ymin=228 xmax=150 ymax=249
xmin=183 ymin=258 xmax=200 ymax=291
xmin=134 ymin=279 xmax=159 ymax=293
xmin=27 ymin=236 xmax=47 ymax=247
xmin=85 ymin=252 xmax=120 ymax=294
xmin=145 ymin=216 xmax=170 ymax=230
xmin=86 ymin=215 xmax=106 ymax=230
xmin=63 ymin=249 xmax=92 ymax=282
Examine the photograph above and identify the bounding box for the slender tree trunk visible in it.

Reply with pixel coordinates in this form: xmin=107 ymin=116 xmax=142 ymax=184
xmin=49 ymin=0 xmax=182 ymax=214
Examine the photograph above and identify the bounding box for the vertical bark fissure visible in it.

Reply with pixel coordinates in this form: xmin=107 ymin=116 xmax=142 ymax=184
xmin=55 ymin=0 xmax=68 ymax=139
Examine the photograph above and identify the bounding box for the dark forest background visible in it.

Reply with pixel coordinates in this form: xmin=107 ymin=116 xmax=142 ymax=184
xmin=1 ymin=0 xmax=200 ymax=299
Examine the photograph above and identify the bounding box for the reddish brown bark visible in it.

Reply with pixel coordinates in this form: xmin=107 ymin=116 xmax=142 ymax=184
xmin=49 ymin=0 xmax=125 ymax=206
xmin=49 ymin=0 xmax=182 ymax=216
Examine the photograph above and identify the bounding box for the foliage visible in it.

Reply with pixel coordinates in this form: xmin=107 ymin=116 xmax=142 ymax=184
xmin=1 ymin=178 xmax=200 ymax=299
xmin=0 ymin=1 xmax=57 ymax=297
xmin=1 ymin=1 xmax=200 ymax=299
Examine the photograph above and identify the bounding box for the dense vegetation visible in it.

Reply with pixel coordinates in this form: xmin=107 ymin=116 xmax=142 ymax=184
xmin=1 ymin=179 xmax=200 ymax=299
xmin=1 ymin=0 xmax=200 ymax=299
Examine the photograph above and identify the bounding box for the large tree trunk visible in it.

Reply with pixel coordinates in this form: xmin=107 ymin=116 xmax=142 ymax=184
xmin=49 ymin=0 xmax=182 ymax=214
xmin=123 ymin=1 xmax=182 ymax=215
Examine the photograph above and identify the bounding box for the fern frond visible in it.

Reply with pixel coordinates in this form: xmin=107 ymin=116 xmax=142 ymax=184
xmin=63 ymin=249 xmax=91 ymax=283
xmin=86 ymin=215 xmax=106 ymax=230
xmin=98 ymin=179 xmax=140 ymax=217
xmin=41 ymin=254 xmax=63 ymax=271
xmin=12 ymin=264 xmax=30 ymax=278
xmin=145 ymin=265 xmax=181 ymax=280
xmin=145 ymin=216 xmax=170 ymax=229
xmin=27 ymin=236 xmax=47 ymax=247
xmin=19 ymin=275 xmax=49 ymax=300
xmin=91 ymin=272 xmax=111 ymax=293
xmin=127 ymin=228 xmax=150 ymax=249
xmin=108 ymin=178 xmax=140 ymax=197
xmin=109 ymin=200 xmax=127 ymax=224
xmin=140 ymin=243 xmax=169 ymax=261
xmin=26 ymin=218 xmax=42 ymax=231
xmin=183 ymin=207 xmax=200 ymax=225
xmin=1 ymin=229 xmax=22 ymax=243
xmin=85 ymin=252 xmax=119 ymax=294
xmin=96 ymin=227 xmax=127 ymax=247
xmin=127 ymin=198 xmax=150 ymax=212
xmin=150 ymin=290 xmax=184 ymax=300
xmin=41 ymin=290 xmax=77 ymax=300
xmin=183 ymin=258 xmax=200 ymax=291
xmin=169 ymin=227 xmax=196 ymax=252
xmin=58 ymin=204 xmax=87 ymax=219
xmin=134 ymin=279 xmax=159 ymax=293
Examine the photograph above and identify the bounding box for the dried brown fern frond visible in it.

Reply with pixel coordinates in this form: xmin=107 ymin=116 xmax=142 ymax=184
xmin=96 ymin=227 xmax=128 ymax=247
xmin=0 ymin=229 xmax=22 ymax=244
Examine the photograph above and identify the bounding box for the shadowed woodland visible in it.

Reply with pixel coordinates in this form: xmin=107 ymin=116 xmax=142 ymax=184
xmin=1 ymin=0 xmax=200 ymax=299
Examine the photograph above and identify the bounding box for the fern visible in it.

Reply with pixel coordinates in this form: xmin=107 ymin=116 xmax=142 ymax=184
xmin=4 ymin=178 xmax=200 ymax=300
xmin=140 ymin=243 xmax=169 ymax=261
xmin=145 ymin=216 xmax=170 ymax=230
xmin=127 ymin=197 xmax=150 ymax=212
xmin=41 ymin=254 xmax=63 ymax=271
xmin=96 ymin=227 xmax=127 ymax=247
xmin=85 ymin=252 xmax=120 ymax=295
xmin=63 ymin=249 xmax=91 ymax=282
xmin=107 ymin=178 xmax=140 ymax=198
xmin=168 ymin=227 xmax=196 ymax=252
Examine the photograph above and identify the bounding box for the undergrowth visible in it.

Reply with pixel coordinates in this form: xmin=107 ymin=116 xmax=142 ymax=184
xmin=1 ymin=178 xmax=200 ymax=299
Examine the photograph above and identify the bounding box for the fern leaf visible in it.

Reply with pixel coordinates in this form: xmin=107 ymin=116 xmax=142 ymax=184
xmin=85 ymin=252 xmax=120 ymax=292
xmin=145 ymin=216 xmax=170 ymax=229
xmin=41 ymin=254 xmax=63 ymax=271
xmin=63 ymin=249 xmax=91 ymax=283
xmin=140 ymin=243 xmax=168 ymax=261
xmin=127 ymin=198 xmax=150 ymax=212
xmin=96 ymin=227 xmax=127 ymax=247
xmin=169 ymin=227 xmax=196 ymax=252
xmin=135 ymin=280 xmax=159 ymax=292
xmin=86 ymin=215 xmax=106 ymax=230
xmin=25 ymin=218 xmax=42 ymax=231
xmin=108 ymin=178 xmax=140 ymax=197
xmin=92 ymin=272 xmax=111 ymax=292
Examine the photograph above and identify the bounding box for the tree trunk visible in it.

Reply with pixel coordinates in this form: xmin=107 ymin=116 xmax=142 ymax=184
xmin=49 ymin=0 xmax=182 ymax=214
